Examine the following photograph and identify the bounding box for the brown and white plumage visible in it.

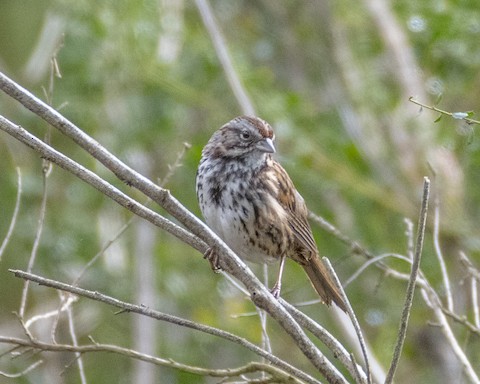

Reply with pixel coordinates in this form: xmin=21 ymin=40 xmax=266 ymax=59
xmin=196 ymin=116 xmax=346 ymax=311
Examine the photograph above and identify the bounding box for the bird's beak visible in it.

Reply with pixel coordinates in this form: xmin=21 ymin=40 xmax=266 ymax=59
xmin=256 ymin=137 xmax=275 ymax=153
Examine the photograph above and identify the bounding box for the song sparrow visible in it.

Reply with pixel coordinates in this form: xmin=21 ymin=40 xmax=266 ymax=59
xmin=196 ymin=116 xmax=346 ymax=311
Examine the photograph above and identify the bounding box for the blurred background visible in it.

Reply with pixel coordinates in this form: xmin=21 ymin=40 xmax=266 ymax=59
xmin=0 ymin=0 xmax=479 ymax=383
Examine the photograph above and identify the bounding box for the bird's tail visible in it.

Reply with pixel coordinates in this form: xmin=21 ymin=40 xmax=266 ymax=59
xmin=302 ymin=257 xmax=347 ymax=312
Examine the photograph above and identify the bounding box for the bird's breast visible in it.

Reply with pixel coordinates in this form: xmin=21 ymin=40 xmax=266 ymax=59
xmin=198 ymin=159 xmax=291 ymax=264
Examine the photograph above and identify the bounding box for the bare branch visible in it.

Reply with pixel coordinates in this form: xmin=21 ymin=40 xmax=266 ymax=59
xmin=309 ymin=185 xmax=478 ymax=383
xmin=0 ymin=115 xmax=205 ymax=255
xmin=421 ymin=286 xmax=480 ymax=383
xmin=24 ymin=295 xmax=77 ymax=330
xmin=409 ymin=97 xmax=480 ymax=126
xmin=385 ymin=177 xmax=430 ymax=384
xmin=433 ymin=196 xmax=453 ymax=311
xmin=280 ymin=299 xmax=368 ymax=384
xmin=344 ymin=253 xmax=411 ymax=288
xmin=458 ymin=251 xmax=480 ymax=328
xmin=8 ymin=269 xmax=322 ymax=384
xmin=66 ymin=307 xmax=87 ymax=384
xmin=459 ymin=251 xmax=480 ymax=281
xmin=323 ymin=258 xmax=371 ymax=384
xmin=19 ymin=161 xmax=50 ymax=318
xmin=472 ymin=277 xmax=480 ymax=329
xmin=0 ymin=72 xmax=358 ymax=383
xmin=440 ymin=308 xmax=480 ymax=337
xmin=158 ymin=141 xmax=192 ymax=187
xmin=0 ymin=359 xmax=43 ymax=378
xmin=0 ymin=336 xmax=303 ymax=383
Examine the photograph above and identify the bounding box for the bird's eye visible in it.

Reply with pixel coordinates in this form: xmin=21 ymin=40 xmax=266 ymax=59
xmin=240 ymin=130 xmax=251 ymax=140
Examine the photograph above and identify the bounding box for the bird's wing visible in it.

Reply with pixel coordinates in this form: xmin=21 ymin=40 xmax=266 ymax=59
xmin=271 ymin=161 xmax=318 ymax=261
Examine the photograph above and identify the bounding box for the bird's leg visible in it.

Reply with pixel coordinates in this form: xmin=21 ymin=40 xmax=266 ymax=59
xmin=204 ymin=247 xmax=222 ymax=273
xmin=270 ymin=255 xmax=286 ymax=298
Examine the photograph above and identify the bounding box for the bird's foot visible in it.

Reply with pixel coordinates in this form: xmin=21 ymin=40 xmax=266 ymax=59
xmin=270 ymin=281 xmax=281 ymax=299
xmin=204 ymin=247 xmax=222 ymax=273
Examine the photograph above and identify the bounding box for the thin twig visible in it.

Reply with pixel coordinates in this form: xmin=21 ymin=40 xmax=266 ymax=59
xmin=421 ymin=285 xmax=480 ymax=383
xmin=260 ymin=264 xmax=272 ymax=356
xmin=323 ymin=258 xmax=371 ymax=384
xmin=472 ymin=277 xmax=480 ymax=329
xmin=24 ymin=295 xmax=77 ymax=330
xmin=280 ymin=299 xmax=368 ymax=384
xmin=19 ymin=163 xmax=50 ymax=318
xmin=409 ymin=97 xmax=480 ymax=125
xmin=404 ymin=218 xmax=414 ymax=258
xmin=158 ymin=141 xmax=192 ymax=187
xmin=0 ymin=167 xmax=22 ymax=262
xmin=308 ymin=211 xmax=422 ymax=289
xmin=308 ymin=211 xmax=375 ymax=260
xmin=0 ymin=336 xmax=303 ymax=383
xmin=9 ymin=269 xmax=321 ymax=384
xmin=385 ymin=177 xmax=430 ymax=384
xmin=0 ymin=345 xmax=23 ymax=360
xmin=433 ymin=196 xmax=453 ymax=311
xmin=66 ymin=307 xmax=87 ymax=384
xmin=459 ymin=251 xmax=480 ymax=281
xmin=0 ymin=359 xmax=43 ymax=378
xmin=344 ymin=253 xmax=411 ymax=287
xmin=440 ymin=308 xmax=480 ymax=337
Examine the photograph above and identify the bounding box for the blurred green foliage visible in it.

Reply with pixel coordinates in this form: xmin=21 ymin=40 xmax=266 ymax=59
xmin=0 ymin=0 xmax=479 ymax=383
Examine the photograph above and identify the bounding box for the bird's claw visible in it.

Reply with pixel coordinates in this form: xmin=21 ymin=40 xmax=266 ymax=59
xmin=270 ymin=282 xmax=281 ymax=299
xmin=204 ymin=247 xmax=222 ymax=273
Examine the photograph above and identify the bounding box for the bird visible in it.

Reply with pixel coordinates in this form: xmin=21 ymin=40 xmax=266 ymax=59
xmin=196 ymin=116 xmax=347 ymax=311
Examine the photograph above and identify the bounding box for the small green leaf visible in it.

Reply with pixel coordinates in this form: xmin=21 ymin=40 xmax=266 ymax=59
xmin=434 ymin=114 xmax=442 ymax=123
